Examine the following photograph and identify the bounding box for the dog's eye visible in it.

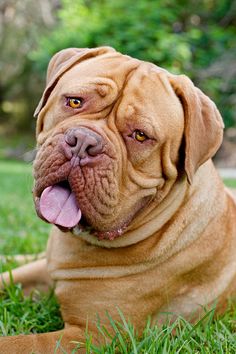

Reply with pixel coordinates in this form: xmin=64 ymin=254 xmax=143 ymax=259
xmin=133 ymin=130 xmax=148 ymax=142
xmin=67 ymin=97 xmax=83 ymax=109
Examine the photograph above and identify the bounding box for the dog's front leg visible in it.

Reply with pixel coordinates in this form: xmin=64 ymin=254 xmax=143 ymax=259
xmin=0 ymin=258 xmax=52 ymax=292
xmin=0 ymin=326 xmax=86 ymax=354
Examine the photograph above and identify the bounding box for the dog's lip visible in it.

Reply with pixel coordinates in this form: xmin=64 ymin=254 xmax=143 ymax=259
xmin=36 ymin=193 xmax=128 ymax=240
xmin=72 ymin=195 xmax=151 ymax=241
xmin=35 ymin=181 xmax=152 ymax=241
xmin=72 ymin=221 xmax=129 ymax=241
xmin=35 ymin=196 xmax=48 ymax=223
xmin=34 ymin=181 xmax=129 ymax=240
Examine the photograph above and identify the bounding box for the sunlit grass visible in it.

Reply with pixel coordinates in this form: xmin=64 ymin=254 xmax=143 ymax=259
xmin=0 ymin=280 xmax=236 ymax=353
xmin=0 ymin=160 xmax=50 ymax=255
xmin=0 ymin=277 xmax=63 ymax=336
xmin=82 ymin=307 xmax=236 ymax=353
xmin=224 ymin=179 xmax=236 ymax=188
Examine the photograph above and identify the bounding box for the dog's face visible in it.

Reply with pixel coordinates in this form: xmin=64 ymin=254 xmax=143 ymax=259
xmin=33 ymin=47 xmax=223 ymax=241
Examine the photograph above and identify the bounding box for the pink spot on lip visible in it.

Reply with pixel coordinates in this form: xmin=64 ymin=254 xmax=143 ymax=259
xmin=94 ymin=224 xmax=128 ymax=241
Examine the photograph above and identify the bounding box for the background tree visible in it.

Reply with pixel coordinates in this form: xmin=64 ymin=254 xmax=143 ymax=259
xmin=0 ymin=0 xmax=59 ymax=132
xmin=0 ymin=0 xmax=235 ymax=137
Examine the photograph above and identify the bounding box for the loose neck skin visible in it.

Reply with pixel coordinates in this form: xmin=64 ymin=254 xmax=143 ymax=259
xmin=48 ymin=161 xmax=230 ymax=283
xmin=74 ymin=161 xmax=226 ymax=254
xmin=75 ymin=174 xmax=189 ymax=248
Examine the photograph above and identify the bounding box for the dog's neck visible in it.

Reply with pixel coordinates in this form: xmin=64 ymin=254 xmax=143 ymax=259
xmin=74 ymin=161 xmax=225 ymax=252
xmin=76 ymin=175 xmax=189 ymax=248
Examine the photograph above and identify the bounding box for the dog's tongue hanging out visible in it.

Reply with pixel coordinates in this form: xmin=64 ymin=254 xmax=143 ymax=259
xmin=39 ymin=185 xmax=82 ymax=228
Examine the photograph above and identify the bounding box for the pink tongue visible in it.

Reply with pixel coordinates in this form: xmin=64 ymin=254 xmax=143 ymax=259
xmin=39 ymin=185 xmax=81 ymax=228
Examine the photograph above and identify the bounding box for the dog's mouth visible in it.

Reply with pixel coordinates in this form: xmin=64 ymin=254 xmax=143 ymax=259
xmin=36 ymin=180 xmax=128 ymax=241
xmin=39 ymin=181 xmax=81 ymax=229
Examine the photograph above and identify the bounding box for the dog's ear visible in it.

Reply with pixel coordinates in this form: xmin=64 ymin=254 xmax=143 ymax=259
xmin=34 ymin=46 xmax=116 ymax=117
xmin=169 ymin=74 xmax=224 ymax=183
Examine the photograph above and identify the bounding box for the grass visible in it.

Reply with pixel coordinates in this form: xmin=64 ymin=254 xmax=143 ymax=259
xmin=225 ymin=179 xmax=236 ymax=188
xmin=0 ymin=159 xmax=235 ymax=353
xmin=84 ymin=308 xmax=236 ymax=353
xmin=0 ymin=160 xmax=50 ymax=255
xmin=0 ymin=279 xmax=63 ymax=336
xmin=0 ymin=131 xmax=35 ymax=161
xmin=0 ymin=282 xmax=236 ymax=353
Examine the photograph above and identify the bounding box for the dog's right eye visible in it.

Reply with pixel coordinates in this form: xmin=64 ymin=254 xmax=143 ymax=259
xmin=67 ymin=97 xmax=83 ymax=109
xmin=128 ymin=130 xmax=149 ymax=143
xmin=133 ymin=130 xmax=148 ymax=142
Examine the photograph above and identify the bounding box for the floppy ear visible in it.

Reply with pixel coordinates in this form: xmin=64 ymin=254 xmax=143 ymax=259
xmin=34 ymin=46 xmax=116 ymax=117
xmin=169 ymin=74 xmax=224 ymax=183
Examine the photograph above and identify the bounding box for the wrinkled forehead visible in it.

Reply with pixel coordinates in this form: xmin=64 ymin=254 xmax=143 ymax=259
xmin=54 ymin=53 xmax=184 ymax=129
xmin=115 ymin=64 xmax=184 ymax=133
xmin=120 ymin=63 xmax=183 ymax=112
xmin=56 ymin=53 xmax=140 ymax=92
xmin=56 ymin=54 xmax=179 ymax=100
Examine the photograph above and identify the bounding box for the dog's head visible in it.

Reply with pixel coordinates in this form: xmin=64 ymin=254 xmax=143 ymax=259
xmin=33 ymin=47 xmax=224 ymax=243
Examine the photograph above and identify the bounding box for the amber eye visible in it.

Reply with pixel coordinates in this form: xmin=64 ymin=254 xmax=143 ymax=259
xmin=67 ymin=97 xmax=83 ymax=109
xmin=133 ymin=130 xmax=148 ymax=142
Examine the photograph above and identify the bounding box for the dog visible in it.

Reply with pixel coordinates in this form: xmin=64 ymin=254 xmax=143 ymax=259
xmin=0 ymin=46 xmax=235 ymax=353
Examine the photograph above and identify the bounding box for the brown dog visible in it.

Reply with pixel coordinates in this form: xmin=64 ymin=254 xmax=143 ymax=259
xmin=0 ymin=46 xmax=236 ymax=353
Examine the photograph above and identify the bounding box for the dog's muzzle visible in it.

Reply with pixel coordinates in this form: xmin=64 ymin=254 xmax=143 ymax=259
xmin=38 ymin=127 xmax=105 ymax=229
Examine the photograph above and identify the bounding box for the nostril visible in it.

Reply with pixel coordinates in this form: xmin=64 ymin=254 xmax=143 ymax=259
xmin=87 ymin=142 xmax=103 ymax=156
xmin=65 ymin=131 xmax=77 ymax=147
xmin=78 ymin=135 xmax=98 ymax=158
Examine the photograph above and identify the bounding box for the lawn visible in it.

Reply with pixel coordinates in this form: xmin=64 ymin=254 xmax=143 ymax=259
xmin=0 ymin=160 xmax=236 ymax=353
xmin=0 ymin=160 xmax=50 ymax=255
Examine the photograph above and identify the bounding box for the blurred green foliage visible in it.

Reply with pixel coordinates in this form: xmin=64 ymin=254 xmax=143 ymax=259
xmin=1 ymin=0 xmax=236 ymax=132
xmin=0 ymin=0 xmax=57 ymax=133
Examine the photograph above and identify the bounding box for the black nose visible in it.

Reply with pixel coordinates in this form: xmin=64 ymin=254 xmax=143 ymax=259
xmin=63 ymin=127 xmax=103 ymax=161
